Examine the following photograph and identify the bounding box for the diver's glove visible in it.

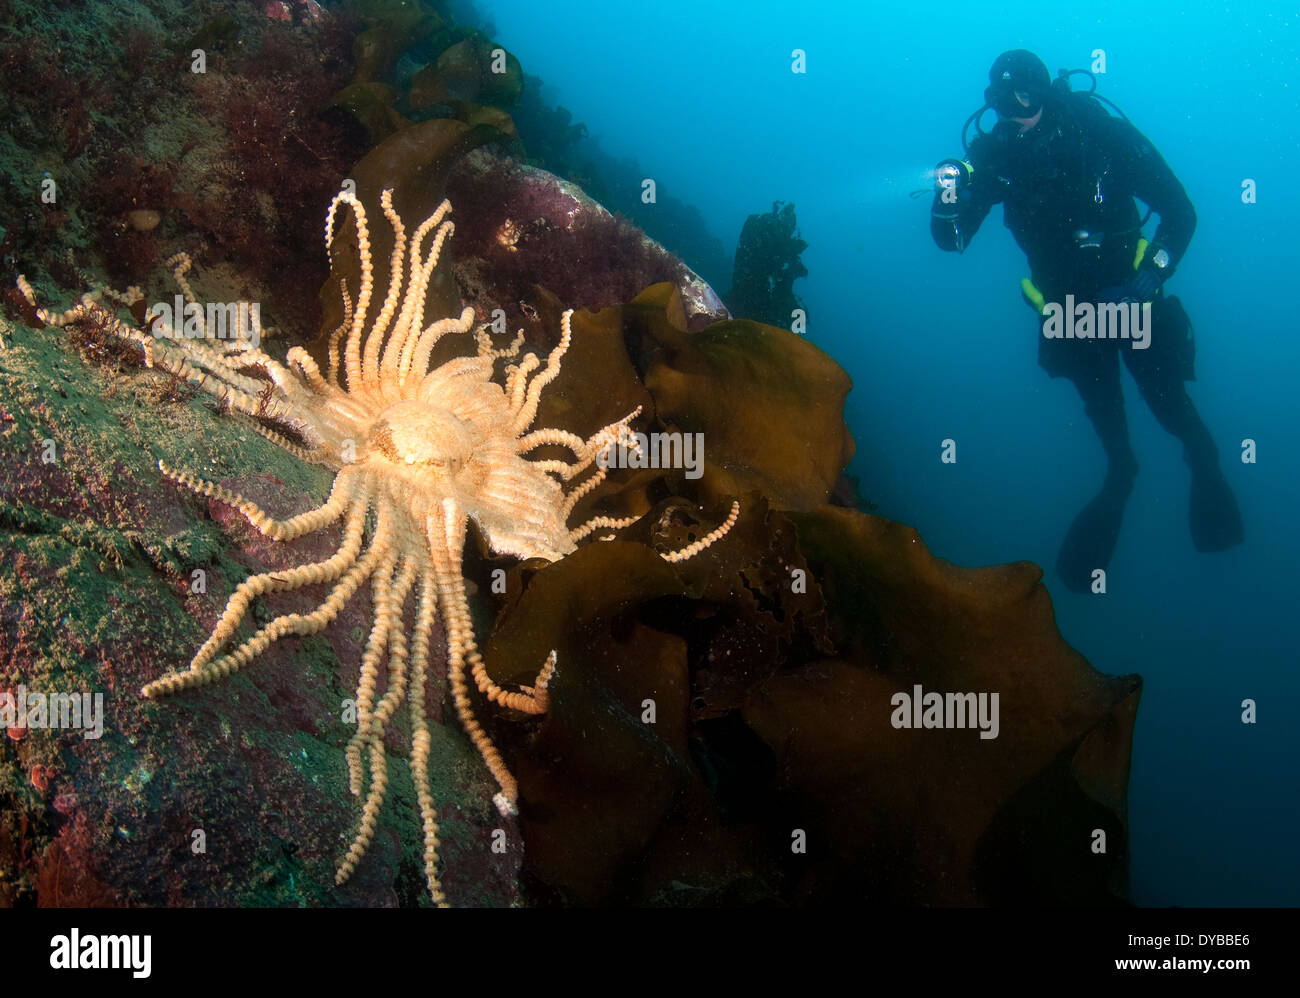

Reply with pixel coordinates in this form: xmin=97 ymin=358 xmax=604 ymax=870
xmin=1099 ymin=243 xmax=1173 ymax=303
xmin=1126 ymin=266 xmax=1164 ymax=302
xmin=1098 ymin=266 xmax=1164 ymax=305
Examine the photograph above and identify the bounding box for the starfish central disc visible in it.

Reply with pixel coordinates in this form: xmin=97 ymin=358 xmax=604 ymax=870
xmin=370 ymin=401 xmax=473 ymax=468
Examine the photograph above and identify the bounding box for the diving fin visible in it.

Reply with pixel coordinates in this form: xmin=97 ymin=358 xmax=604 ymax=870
xmin=1056 ymin=487 xmax=1129 ymax=593
xmin=1189 ymin=465 xmax=1244 ymax=552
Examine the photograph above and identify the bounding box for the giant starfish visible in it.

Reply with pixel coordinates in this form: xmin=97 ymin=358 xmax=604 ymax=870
xmin=20 ymin=188 xmax=739 ymax=905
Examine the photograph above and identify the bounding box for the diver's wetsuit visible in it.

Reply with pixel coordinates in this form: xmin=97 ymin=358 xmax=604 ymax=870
xmin=930 ymin=92 xmax=1243 ymax=590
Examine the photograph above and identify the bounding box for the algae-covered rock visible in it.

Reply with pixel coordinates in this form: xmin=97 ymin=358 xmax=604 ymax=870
xmin=444 ymin=150 xmax=728 ymax=332
xmin=0 ymin=305 xmax=517 ymax=908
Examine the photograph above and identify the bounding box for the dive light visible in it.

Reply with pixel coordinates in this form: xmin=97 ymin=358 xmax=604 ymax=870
xmin=934 ymin=158 xmax=972 ymax=193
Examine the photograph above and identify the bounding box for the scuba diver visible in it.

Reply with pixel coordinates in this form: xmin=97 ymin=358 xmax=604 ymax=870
xmin=930 ymin=49 xmax=1243 ymax=592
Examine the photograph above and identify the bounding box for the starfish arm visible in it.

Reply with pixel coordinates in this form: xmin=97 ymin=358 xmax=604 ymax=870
xmin=37 ymin=296 xmax=279 ymax=421
xmin=144 ymin=497 xmax=392 ymax=696
xmin=569 ymin=514 xmax=643 ymax=543
xmin=284 ymin=346 xmax=334 ymax=397
xmin=338 ymin=553 xmax=417 ymax=888
xmin=510 ymin=309 xmax=573 ymax=436
xmin=556 ymin=410 xmax=643 ymax=517
xmin=152 ymin=488 xmax=369 ymax=683
xmin=504 ymin=354 xmax=540 ymax=414
xmin=335 ymin=735 xmax=390 ymax=888
xmin=528 ymin=459 xmax=574 ymax=478
xmin=361 ymin=189 xmax=408 ymax=397
xmin=221 ymin=345 xmax=297 ymax=392
xmin=164 ymin=253 xmax=204 ymax=336
xmin=405 ymin=212 xmax=456 ymax=369
xmin=472 ymin=648 xmax=556 ymax=715
xmin=162 ymin=336 xmax=280 ymax=401
xmin=535 ymin=408 xmax=645 ymax=491
xmin=660 ymin=500 xmax=741 ymax=563
xmin=327 ymin=281 xmax=353 ymax=388
xmin=475 ymin=327 xmax=524 ymax=361
xmin=246 ymin=422 xmax=326 ymax=463
xmin=324 ymin=191 xmax=374 ymax=397
xmin=517 ymin=650 xmax=557 ymax=703
xmin=407 ymin=567 xmax=448 ymax=906
xmin=139 ymin=331 xmax=310 ymax=429
xmin=517 ymin=427 xmax=586 ymax=456
xmin=404 ymin=307 xmax=475 ymax=392
xmin=388 ymin=205 xmax=452 ymax=388
xmin=560 ymin=463 xmax=610 ymax=517
xmin=428 ymin=498 xmax=521 ymax=816
xmin=158 ymin=461 xmax=358 ymax=541
xmin=344 ymin=548 xmax=404 ymax=796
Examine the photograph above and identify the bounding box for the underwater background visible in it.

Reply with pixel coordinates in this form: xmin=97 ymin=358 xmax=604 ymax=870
xmin=0 ymin=0 xmax=1293 ymax=907
xmin=481 ymin=0 xmax=1300 ymax=905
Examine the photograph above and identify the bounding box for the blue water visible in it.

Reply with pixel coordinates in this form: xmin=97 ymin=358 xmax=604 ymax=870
xmin=480 ymin=0 xmax=1300 ymax=905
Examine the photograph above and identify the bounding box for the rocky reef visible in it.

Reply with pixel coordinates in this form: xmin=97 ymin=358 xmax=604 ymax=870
xmin=0 ymin=0 xmax=1140 ymax=907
